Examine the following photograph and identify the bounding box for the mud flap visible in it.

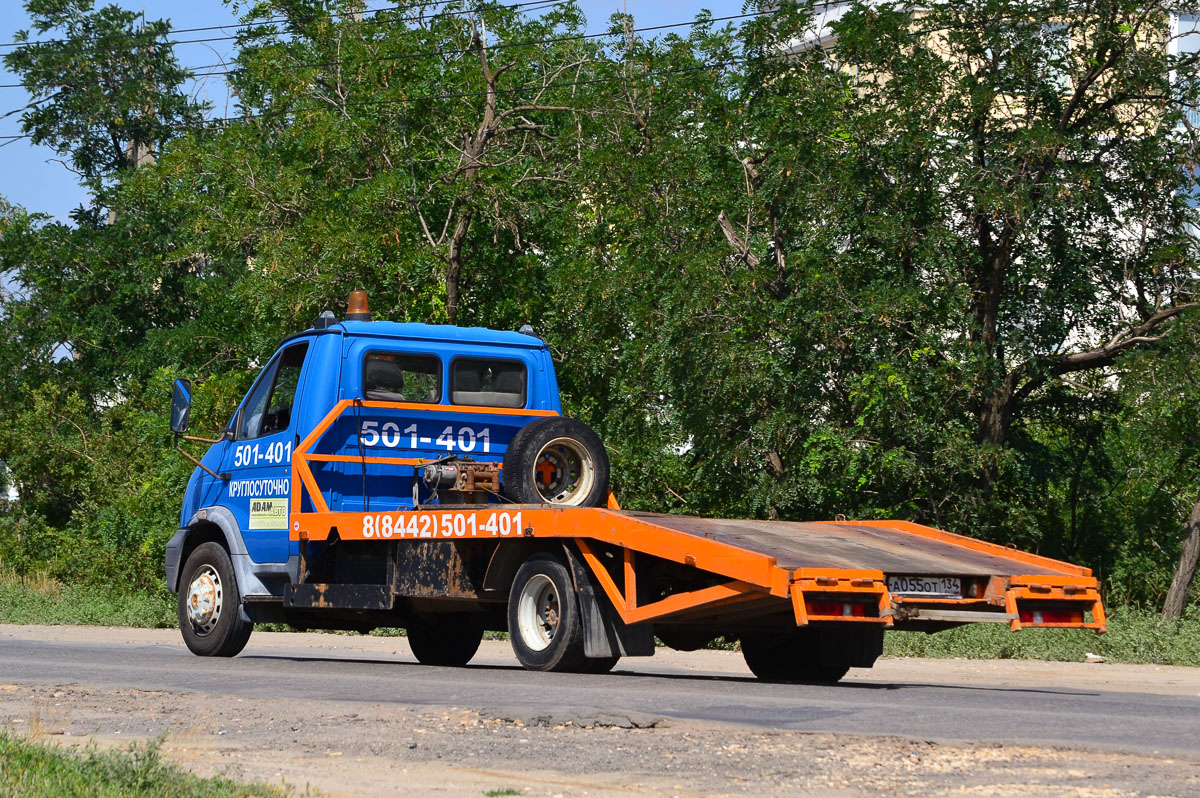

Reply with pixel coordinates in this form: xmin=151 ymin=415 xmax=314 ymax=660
xmin=565 ymin=546 xmax=654 ymax=658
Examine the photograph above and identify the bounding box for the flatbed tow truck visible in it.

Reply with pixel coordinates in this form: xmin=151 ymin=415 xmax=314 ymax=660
xmin=166 ymin=292 xmax=1105 ymax=682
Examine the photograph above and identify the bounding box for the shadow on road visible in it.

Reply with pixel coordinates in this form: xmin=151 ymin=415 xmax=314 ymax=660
xmin=232 ymin=652 xmax=1100 ymax=697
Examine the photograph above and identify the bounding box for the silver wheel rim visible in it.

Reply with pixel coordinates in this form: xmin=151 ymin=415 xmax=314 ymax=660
xmin=517 ymin=574 xmax=559 ymax=652
xmin=530 ymin=436 xmax=595 ymax=505
xmin=186 ymin=564 xmax=223 ymax=635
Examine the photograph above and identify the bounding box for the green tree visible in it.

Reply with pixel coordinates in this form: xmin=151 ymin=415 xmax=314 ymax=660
xmin=169 ymin=0 xmax=598 ymax=334
xmin=829 ymin=0 xmax=1198 ymax=486
xmin=3 ymin=0 xmax=206 ymax=198
xmin=0 ymin=4 xmax=237 ymax=583
xmin=554 ymin=0 xmax=1200 ymax=577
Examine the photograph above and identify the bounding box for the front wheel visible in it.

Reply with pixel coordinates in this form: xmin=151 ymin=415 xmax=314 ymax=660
xmin=177 ymin=542 xmax=253 ymax=657
xmin=508 ymin=553 xmax=587 ymax=671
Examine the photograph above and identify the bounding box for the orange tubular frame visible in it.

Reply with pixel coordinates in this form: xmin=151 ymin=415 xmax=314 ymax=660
xmin=289 ymin=398 xmax=558 ymax=518
xmin=287 ymin=400 xmax=1107 ymax=635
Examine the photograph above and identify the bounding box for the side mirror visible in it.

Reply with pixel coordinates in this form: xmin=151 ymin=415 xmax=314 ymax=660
xmin=171 ymin=378 xmax=192 ymax=435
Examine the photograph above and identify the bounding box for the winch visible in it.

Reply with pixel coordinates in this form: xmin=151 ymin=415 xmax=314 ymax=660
xmin=421 ymin=458 xmax=501 ymax=504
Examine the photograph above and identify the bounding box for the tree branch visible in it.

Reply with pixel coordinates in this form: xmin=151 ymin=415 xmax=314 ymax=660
xmin=717 ymin=210 xmax=760 ymax=267
xmin=1055 ymin=304 xmax=1198 ymax=375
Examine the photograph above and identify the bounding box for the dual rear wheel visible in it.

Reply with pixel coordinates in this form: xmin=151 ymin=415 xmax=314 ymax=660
xmin=404 ymin=554 xmax=618 ymax=672
xmin=507 ymin=553 xmax=619 ymax=673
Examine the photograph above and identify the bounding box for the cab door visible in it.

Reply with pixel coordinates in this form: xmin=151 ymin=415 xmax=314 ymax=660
xmin=223 ymin=341 xmax=310 ymax=563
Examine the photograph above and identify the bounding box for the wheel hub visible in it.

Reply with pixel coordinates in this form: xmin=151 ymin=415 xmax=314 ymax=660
xmin=186 ymin=566 xmax=222 ymax=634
xmin=533 ymin=437 xmax=596 ymax=505
xmin=517 ymin=574 xmax=560 ymax=652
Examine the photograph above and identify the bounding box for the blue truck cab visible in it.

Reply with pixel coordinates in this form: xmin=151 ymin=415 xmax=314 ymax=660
xmin=165 ymin=293 xmax=611 ymax=654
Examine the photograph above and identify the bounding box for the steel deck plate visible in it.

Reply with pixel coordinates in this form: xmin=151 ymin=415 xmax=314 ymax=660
xmin=621 ymin=512 xmax=1072 ymax=576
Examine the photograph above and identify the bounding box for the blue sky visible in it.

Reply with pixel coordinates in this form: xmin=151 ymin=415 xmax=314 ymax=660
xmin=0 ymin=0 xmax=747 ymax=223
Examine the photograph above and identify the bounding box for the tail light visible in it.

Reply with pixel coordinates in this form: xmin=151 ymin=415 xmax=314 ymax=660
xmin=807 ymin=600 xmax=870 ymax=618
xmin=1019 ymin=608 xmax=1084 ymax=625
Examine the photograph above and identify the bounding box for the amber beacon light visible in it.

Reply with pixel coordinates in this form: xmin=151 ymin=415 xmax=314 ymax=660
xmin=346 ymin=290 xmax=372 ymax=322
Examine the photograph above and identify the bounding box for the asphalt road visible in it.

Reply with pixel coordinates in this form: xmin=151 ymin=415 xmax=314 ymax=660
xmin=3 ymin=627 xmax=1198 ymax=758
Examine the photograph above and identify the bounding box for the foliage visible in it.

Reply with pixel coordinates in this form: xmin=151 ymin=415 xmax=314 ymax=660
xmin=0 ymin=731 xmax=286 ymax=797
xmin=3 ymin=0 xmax=207 ymax=197
xmin=0 ymin=0 xmax=1198 ymax=614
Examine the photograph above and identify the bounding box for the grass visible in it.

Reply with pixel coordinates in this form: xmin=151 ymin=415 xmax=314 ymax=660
xmin=483 ymin=790 xmax=523 ymax=797
xmin=0 ymin=569 xmax=174 ymax=628
xmin=0 ymin=731 xmax=288 ymax=797
xmin=883 ymin=605 xmax=1200 ymax=666
xmin=3 ymin=568 xmax=1197 ymax=666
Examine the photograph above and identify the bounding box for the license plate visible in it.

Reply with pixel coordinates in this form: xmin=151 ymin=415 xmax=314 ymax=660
xmin=887 ymin=575 xmax=962 ymax=598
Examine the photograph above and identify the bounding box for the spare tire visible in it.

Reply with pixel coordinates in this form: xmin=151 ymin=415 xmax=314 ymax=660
xmin=503 ymin=417 xmax=610 ymax=507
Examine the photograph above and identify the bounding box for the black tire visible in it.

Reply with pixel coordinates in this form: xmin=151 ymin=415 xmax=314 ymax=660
xmin=502 ymin=417 xmax=610 ymax=507
xmin=741 ymin=630 xmax=850 ymax=685
xmin=657 ymin=627 xmax=716 ymax=652
xmin=177 ymin=542 xmax=253 ymax=657
xmin=407 ymin=614 xmax=484 ymax=666
xmin=740 ymin=635 xmax=793 ymax=681
xmin=508 ymin=553 xmax=588 ymax=671
xmin=578 ymin=656 xmax=620 ymax=674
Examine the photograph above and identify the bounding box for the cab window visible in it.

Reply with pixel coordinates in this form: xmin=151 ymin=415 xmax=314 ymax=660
xmin=450 ymin=358 xmax=526 ymax=408
xmin=239 ymin=343 xmax=309 ymax=440
xmin=363 ymin=352 xmax=441 ymax=404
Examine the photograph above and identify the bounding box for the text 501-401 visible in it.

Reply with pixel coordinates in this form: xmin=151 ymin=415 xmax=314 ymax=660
xmin=361 ymin=510 xmax=524 ymax=539
xmin=359 ymin=421 xmax=491 ymax=453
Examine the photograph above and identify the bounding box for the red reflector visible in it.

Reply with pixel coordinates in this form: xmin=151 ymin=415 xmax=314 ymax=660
xmin=806 ymin=600 xmax=871 ymax=618
xmin=1019 ymin=608 xmax=1083 ymax=625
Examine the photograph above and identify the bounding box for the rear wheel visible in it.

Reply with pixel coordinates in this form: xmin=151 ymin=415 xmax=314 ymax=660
xmin=178 ymin=542 xmax=253 ymax=657
xmin=508 ymin=554 xmax=587 ymax=671
xmin=407 ymin=615 xmax=484 ymax=666
xmin=579 ymin=656 xmax=620 ymax=674
xmin=657 ymin=627 xmax=716 ymax=652
xmin=741 ymin=630 xmax=850 ymax=684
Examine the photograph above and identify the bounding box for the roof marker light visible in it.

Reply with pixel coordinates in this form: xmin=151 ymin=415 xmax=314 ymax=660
xmin=347 ymin=290 xmax=372 ymax=322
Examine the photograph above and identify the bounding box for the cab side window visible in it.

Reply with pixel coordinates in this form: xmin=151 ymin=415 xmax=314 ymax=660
xmin=239 ymin=343 xmax=309 ymax=440
xmin=363 ymin=352 xmax=441 ymax=403
xmin=450 ymin=358 xmax=526 ymax=408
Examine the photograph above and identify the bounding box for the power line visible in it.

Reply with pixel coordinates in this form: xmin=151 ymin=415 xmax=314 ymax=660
xmin=0 ymin=9 xmax=766 ymax=91
xmin=0 ymin=0 xmax=596 ymax=60
xmin=2 ymin=0 xmax=1128 ymax=93
xmin=2 ymin=0 xmax=1145 ymax=143
xmin=201 ymin=54 xmax=750 ymax=129
xmin=0 ymin=53 xmax=750 ymax=145
xmin=0 ymin=0 xmax=459 ymax=51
